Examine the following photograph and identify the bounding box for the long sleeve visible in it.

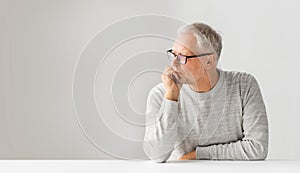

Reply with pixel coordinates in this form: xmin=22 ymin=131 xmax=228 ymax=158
xmin=196 ymin=75 xmax=269 ymax=160
xmin=143 ymin=85 xmax=179 ymax=163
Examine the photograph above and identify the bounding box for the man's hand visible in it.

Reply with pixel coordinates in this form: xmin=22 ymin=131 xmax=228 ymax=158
xmin=161 ymin=66 xmax=182 ymax=101
xmin=179 ymin=150 xmax=196 ymax=160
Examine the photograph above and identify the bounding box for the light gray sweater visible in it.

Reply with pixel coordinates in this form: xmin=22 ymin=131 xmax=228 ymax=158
xmin=143 ymin=68 xmax=269 ymax=162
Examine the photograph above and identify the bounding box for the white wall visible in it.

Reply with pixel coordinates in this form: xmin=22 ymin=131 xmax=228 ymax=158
xmin=1 ymin=0 xmax=300 ymax=160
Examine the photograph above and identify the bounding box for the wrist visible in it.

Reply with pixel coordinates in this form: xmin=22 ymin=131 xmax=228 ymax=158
xmin=165 ymin=90 xmax=179 ymax=101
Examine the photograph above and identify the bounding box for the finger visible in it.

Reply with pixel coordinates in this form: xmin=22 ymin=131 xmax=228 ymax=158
xmin=163 ymin=65 xmax=173 ymax=75
xmin=172 ymin=71 xmax=179 ymax=79
xmin=163 ymin=65 xmax=169 ymax=73
xmin=179 ymin=156 xmax=187 ymax=160
xmin=161 ymin=73 xmax=172 ymax=82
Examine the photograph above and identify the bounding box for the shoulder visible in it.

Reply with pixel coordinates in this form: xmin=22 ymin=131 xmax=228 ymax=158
xmin=222 ymin=70 xmax=262 ymax=102
xmin=149 ymin=83 xmax=165 ymax=95
xmin=223 ymin=69 xmax=259 ymax=87
xmin=147 ymin=83 xmax=166 ymax=100
xmin=146 ymin=83 xmax=167 ymax=106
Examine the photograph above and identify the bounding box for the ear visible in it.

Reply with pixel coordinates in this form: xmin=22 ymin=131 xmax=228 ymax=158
xmin=203 ymin=54 xmax=217 ymax=70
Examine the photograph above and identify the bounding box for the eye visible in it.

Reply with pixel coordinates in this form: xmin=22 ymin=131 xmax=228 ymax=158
xmin=177 ymin=55 xmax=187 ymax=64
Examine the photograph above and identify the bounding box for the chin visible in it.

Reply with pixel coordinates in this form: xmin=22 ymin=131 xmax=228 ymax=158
xmin=176 ymin=78 xmax=189 ymax=84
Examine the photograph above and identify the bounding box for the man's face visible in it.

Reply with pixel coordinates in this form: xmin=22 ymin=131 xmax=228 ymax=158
xmin=170 ymin=33 xmax=207 ymax=84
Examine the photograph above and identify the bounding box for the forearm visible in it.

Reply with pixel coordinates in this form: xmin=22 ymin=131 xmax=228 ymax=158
xmin=196 ymin=108 xmax=269 ymax=160
xmin=196 ymin=137 xmax=268 ymax=160
xmin=143 ymin=98 xmax=179 ymax=163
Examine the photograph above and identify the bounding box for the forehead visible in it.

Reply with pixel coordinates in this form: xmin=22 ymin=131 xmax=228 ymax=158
xmin=172 ymin=32 xmax=198 ymax=54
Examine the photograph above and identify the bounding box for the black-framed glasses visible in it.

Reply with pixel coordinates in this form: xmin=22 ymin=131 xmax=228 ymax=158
xmin=166 ymin=49 xmax=213 ymax=65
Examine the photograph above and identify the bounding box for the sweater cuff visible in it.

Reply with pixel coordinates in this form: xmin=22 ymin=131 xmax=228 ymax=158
xmin=196 ymin=146 xmax=211 ymax=160
xmin=163 ymin=98 xmax=178 ymax=114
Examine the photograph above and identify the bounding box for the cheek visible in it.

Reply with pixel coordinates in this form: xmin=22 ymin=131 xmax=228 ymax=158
xmin=183 ymin=60 xmax=203 ymax=75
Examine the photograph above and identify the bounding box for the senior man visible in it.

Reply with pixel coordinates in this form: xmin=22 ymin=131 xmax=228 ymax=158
xmin=143 ymin=22 xmax=269 ymax=163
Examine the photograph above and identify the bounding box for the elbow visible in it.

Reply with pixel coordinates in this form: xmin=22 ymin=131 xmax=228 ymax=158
xmin=251 ymin=152 xmax=267 ymax=160
xmin=256 ymin=140 xmax=268 ymax=160
xmin=256 ymin=148 xmax=268 ymax=160
xmin=151 ymin=157 xmax=167 ymax=163
xmin=144 ymin=152 xmax=168 ymax=163
xmin=145 ymin=153 xmax=168 ymax=163
xmin=249 ymin=142 xmax=268 ymax=160
xmin=143 ymin=142 xmax=168 ymax=163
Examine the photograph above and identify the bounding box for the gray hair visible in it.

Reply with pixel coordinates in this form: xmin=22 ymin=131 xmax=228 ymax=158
xmin=177 ymin=22 xmax=223 ymax=61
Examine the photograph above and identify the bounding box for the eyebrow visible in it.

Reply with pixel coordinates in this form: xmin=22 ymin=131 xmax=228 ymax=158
xmin=172 ymin=50 xmax=194 ymax=56
xmin=171 ymin=49 xmax=186 ymax=55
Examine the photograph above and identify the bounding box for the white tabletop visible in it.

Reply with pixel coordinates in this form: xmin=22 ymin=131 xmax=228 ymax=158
xmin=0 ymin=160 xmax=299 ymax=173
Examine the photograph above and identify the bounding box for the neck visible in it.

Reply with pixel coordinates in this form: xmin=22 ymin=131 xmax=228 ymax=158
xmin=189 ymin=68 xmax=219 ymax=93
